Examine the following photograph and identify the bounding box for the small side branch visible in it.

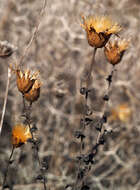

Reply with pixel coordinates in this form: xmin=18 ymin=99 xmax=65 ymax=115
xmin=19 ymin=0 xmax=47 ymax=67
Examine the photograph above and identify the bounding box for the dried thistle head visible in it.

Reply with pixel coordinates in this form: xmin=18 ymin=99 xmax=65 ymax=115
xmin=24 ymin=79 xmax=42 ymax=103
xmin=109 ymin=104 xmax=132 ymax=123
xmin=16 ymin=69 xmax=39 ymax=94
xmin=104 ymin=38 xmax=129 ymax=65
xmin=0 ymin=41 xmax=17 ymax=58
xmin=81 ymin=15 xmax=122 ymax=48
xmin=12 ymin=124 xmax=32 ymax=148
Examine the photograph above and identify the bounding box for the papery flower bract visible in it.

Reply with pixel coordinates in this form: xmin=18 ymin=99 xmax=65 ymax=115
xmin=16 ymin=69 xmax=39 ymax=94
xmin=81 ymin=15 xmax=122 ymax=48
xmin=104 ymin=39 xmax=129 ymax=65
xmin=12 ymin=124 xmax=32 ymax=148
xmin=24 ymin=79 xmax=41 ymax=103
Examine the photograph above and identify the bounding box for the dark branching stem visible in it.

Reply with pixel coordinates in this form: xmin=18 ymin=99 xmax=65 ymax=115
xmin=74 ymin=48 xmax=97 ymax=190
xmin=96 ymin=65 xmax=116 ymax=145
xmin=73 ymin=64 xmax=116 ymax=190
xmin=2 ymin=146 xmax=15 ymax=190
xmin=22 ymin=97 xmax=47 ymax=190
xmin=74 ymin=52 xmax=116 ymax=190
xmin=79 ymin=65 xmax=116 ymax=183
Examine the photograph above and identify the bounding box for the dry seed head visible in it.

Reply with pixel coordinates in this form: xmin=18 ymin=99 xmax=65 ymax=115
xmin=104 ymin=38 xmax=129 ymax=65
xmin=109 ymin=104 xmax=132 ymax=123
xmin=16 ymin=69 xmax=39 ymax=94
xmin=12 ymin=124 xmax=32 ymax=148
xmin=24 ymin=79 xmax=42 ymax=103
xmin=81 ymin=15 xmax=122 ymax=48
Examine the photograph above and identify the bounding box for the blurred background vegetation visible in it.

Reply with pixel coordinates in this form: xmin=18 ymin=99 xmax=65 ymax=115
xmin=0 ymin=0 xmax=140 ymax=189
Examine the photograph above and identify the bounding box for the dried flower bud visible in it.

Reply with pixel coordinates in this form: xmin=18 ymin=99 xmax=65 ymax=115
xmin=109 ymin=103 xmax=132 ymax=123
xmin=24 ymin=80 xmax=41 ymax=103
xmin=81 ymin=15 xmax=121 ymax=48
xmin=0 ymin=41 xmax=17 ymax=58
xmin=12 ymin=124 xmax=32 ymax=148
xmin=104 ymin=39 xmax=129 ymax=65
xmin=16 ymin=69 xmax=39 ymax=94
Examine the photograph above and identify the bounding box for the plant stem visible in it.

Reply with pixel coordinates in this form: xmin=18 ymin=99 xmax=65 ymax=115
xmin=96 ymin=65 xmax=116 ymax=144
xmin=18 ymin=0 xmax=47 ymax=67
xmin=86 ymin=47 xmax=97 ymax=89
xmin=74 ymin=48 xmax=97 ymax=190
xmin=0 ymin=67 xmax=11 ymax=135
xmin=23 ymin=97 xmax=47 ymax=190
xmin=2 ymin=146 xmax=15 ymax=190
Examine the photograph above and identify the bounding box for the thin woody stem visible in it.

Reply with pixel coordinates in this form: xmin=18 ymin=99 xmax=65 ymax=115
xmin=22 ymin=94 xmax=26 ymax=113
xmin=74 ymin=48 xmax=97 ymax=190
xmin=23 ymin=99 xmax=47 ymax=190
xmin=96 ymin=65 xmax=116 ymax=144
xmin=86 ymin=47 xmax=97 ymax=89
xmin=79 ymin=64 xmax=117 ymax=186
xmin=0 ymin=67 xmax=11 ymax=135
xmin=2 ymin=146 xmax=15 ymax=190
xmin=18 ymin=0 xmax=47 ymax=67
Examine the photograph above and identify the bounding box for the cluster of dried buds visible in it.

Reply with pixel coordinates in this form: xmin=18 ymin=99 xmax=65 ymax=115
xmin=15 ymin=69 xmax=41 ymax=103
xmin=81 ymin=15 xmax=129 ymax=64
xmin=10 ymin=67 xmax=41 ymax=147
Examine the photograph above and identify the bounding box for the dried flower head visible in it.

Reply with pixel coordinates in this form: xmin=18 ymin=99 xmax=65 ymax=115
xmin=81 ymin=15 xmax=122 ymax=48
xmin=16 ymin=69 xmax=39 ymax=94
xmin=109 ymin=104 xmax=132 ymax=123
xmin=12 ymin=124 xmax=32 ymax=148
xmin=104 ymin=39 xmax=129 ymax=65
xmin=0 ymin=41 xmax=17 ymax=58
xmin=24 ymin=79 xmax=41 ymax=103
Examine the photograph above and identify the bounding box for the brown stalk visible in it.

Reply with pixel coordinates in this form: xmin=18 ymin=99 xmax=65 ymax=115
xmin=0 ymin=67 xmax=11 ymax=135
xmin=2 ymin=146 xmax=15 ymax=190
xmin=23 ymin=97 xmax=47 ymax=190
xmin=18 ymin=0 xmax=47 ymax=67
xmin=96 ymin=65 xmax=116 ymax=144
xmin=74 ymin=47 xmax=97 ymax=190
xmin=86 ymin=47 xmax=97 ymax=89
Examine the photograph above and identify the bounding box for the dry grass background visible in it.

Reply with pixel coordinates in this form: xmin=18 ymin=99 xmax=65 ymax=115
xmin=0 ymin=0 xmax=140 ymax=190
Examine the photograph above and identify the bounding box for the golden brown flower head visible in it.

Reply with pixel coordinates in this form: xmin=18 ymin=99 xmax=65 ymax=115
xmin=109 ymin=104 xmax=132 ymax=123
xmin=104 ymin=39 xmax=129 ymax=65
xmin=16 ymin=69 xmax=39 ymax=94
xmin=81 ymin=15 xmax=122 ymax=48
xmin=24 ymin=79 xmax=41 ymax=103
xmin=12 ymin=124 xmax=32 ymax=148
